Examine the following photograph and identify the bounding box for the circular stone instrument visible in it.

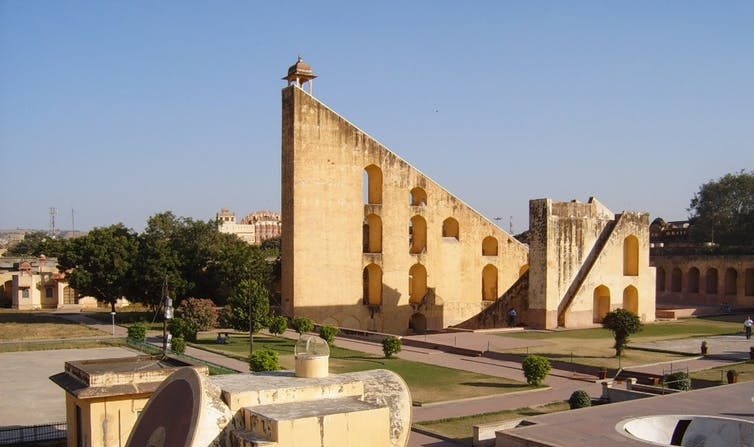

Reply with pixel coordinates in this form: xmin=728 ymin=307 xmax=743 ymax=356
xmin=126 ymin=367 xmax=232 ymax=447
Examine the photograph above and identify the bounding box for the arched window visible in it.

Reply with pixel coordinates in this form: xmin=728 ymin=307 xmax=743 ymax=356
xmin=671 ymin=268 xmax=682 ymax=292
xmin=623 ymin=235 xmax=639 ymax=276
xmin=593 ymin=285 xmax=611 ymax=323
xmin=725 ymin=268 xmax=738 ymax=295
xmin=362 ymin=264 xmax=382 ymax=305
xmin=656 ymin=267 xmax=666 ymax=292
xmin=688 ymin=267 xmax=700 ymax=293
xmin=409 ymin=215 xmax=427 ymax=254
xmin=746 ymin=268 xmax=754 ymax=297
xmin=363 ymin=165 xmax=382 ymax=205
xmin=409 ymin=264 xmax=427 ymax=304
xmin=623 ymin=285 xmax=639 ymax=315
xmin=409 ymin=187 xmax=427 ymax=206
xmin=362 ymin=214 xmax=382 ymax=253
xmin=706 ymin=268 xmax=718 ymax=295
xmin=482 ymin=264 xmax=498 ymax=301
xmin=482 ymin=237 xmax=498 ymax=256
xmin=442 ymin=217 xmax=459 ymax=240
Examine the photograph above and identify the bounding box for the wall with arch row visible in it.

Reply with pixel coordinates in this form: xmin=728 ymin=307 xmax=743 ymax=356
xmin=652 ymin=255 xmax=754 ymax=306
xmin=282 ymin=85 xmax=529 ymax=335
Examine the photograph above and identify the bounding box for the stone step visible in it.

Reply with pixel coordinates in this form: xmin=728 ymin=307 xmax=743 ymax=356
xmin=242 ymin=396 xmax=390 ymax=445
xmin=232 ymin=429 xmax=277 ymax=447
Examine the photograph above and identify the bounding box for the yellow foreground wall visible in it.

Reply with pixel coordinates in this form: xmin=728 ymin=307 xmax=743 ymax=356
xmin=65 ymin=393 xmax=149 ymax=447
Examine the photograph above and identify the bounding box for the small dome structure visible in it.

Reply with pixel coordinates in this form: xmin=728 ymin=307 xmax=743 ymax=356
xmin=283 ymin=57 xmax=317 ymax=93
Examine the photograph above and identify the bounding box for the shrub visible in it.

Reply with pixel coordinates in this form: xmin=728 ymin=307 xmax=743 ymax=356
xmin=318 ymin=325 xmax=339 ymax=346
xmin=568 ymin=390 xmax=592 ymax=409
xmin=171 ymin=336 xmax=186 ymax=355
xmin=168 ymin=317 xmax=198 ymax=342
xmin=664 ymin=371 xmax=691 ymax=391
xmin=127 ymin=322 xmax=148 ymax=342
xmin=177 ymin=298 xmax=218 ymax=331
xmin=522 ymin=355 xmax=551 ymax=386
xmin=292 ymin=317 xmax=314 ymax=335
xmin=249 ymin=349 xmax=280 ymax=372
xmin=382 ymin=336 xmax=402 ymax=358
xmin=268 ymin=315 xmax=289 ymax=336
xmin=602 ymin=308 xmax=643 ymax=356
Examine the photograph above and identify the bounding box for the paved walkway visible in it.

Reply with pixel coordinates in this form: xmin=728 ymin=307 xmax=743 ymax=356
xmin=53 ymin=314 xmax=751 ymax=446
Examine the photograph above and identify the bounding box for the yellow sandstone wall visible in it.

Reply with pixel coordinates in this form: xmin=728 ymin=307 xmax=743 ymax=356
xmin=66 ymin=393 xmax=149 ymax=447
xmin=528 ymin=198 xmax=655 ymax=329
xmin=281 ymin=85 xmax=528 ymax=334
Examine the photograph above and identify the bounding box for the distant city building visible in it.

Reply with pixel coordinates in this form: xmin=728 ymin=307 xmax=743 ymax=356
xmin=649 ymin=218 xmax=691 ymax=247
xmin=216 ymin=208 xmax=281 ymax=245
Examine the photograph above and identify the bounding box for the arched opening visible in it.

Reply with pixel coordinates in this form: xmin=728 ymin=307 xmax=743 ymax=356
xmin=725 ymin=268 xmax=738 ymax=295
xmin=623 ymin=285 xmax=639 ymax=315
xmin=362 ymin=214 xmax=382 ymax=253
xmin=482 ymin=236 xmax=498 ymax=256
xmin=409 ymin=187 xmax=427 ymax=206
xmin=745 ymin=268 xmax=754 ymax=297
xmin=409 ymin=264 xmax=427 ymax=304
xmin=671 ymin=268 xmax=682 ymax=292
xmin=442 ymin=217 xmax=459 ymax=240
xmin=656 ymin=267 xmax=666 ymax=292
xmin=706 ymin=268 xmax=719 ymax=294
xmin=482 ymin=264 xmax=498 ymax=301
xmin=688 ymin=267 xmax=700 ymax=293
xmin=409 ymin=215 xmax=427 ymax=254
xmin=409 ymin=313 xmax=427 ymax=334
xmin=519 ymin=264 xmax=529 ymax=277
xmin=362 ymin=264 xmax=382 ymax=306
xmin=363 ymin=165 xmax=382 ymax=205
xmin=593 ymin=285 xmax=611 ymax=323
xmin=623 ymin=235 xmax=639 ymax=276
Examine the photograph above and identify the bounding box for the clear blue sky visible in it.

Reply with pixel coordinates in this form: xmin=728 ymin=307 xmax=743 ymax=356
xmin=2 ymin=1 xmax=752 ymax=233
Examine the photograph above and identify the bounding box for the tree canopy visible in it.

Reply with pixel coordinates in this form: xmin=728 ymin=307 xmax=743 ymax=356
xmin=602 ymin=308 xmax=642 ymax=356
xmin=688 ymin=170 xmax=754 ymax=246
xmin=6 ymin=231 xmax=68 ymax=257
xmin=58 ymin=224 xmax=139 ymax=312
xmin=53 ymin=211 xmax=279 ymax=312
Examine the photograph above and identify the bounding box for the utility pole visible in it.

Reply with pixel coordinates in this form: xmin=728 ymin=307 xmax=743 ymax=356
xmin=162 ymin=277 xmax=174 ymax=354
xmin=49 ymin=207 xmax=57 ymax=238
xmin=71 ymin=209 xmax=75 ymax=238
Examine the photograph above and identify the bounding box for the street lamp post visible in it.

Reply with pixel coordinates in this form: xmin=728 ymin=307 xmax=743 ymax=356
xmin=162 ymin=278 xmax=174 ymax=354
xmin=110 ymin=311 xmax=116 ymax=336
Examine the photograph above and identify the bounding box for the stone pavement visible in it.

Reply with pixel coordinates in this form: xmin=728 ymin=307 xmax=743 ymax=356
xmin=0 ymin=347 xmax=137 ymax=426
xmin=632 ymin=334 xmax=754 ymax=360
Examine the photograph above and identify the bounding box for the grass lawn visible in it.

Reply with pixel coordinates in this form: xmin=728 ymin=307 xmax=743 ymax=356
xmin=414 ymin=401 xmax=570 ymax=445
xmin=191 ymin=334 xmax=536 ymax=404
xmin=691 ymin=360 xmax=754 ymax=387
xmin=0 ymin=338 xmax=125 ymax=353
xmin=85 ymin=308 xmax=164 ymax=331
xmin=496 ymin=316 xmax=741 ymax=369
xmin=0 ymin=311 xmax=104 ymax=340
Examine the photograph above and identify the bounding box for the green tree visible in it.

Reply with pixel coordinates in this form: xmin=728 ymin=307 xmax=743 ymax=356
xmin=568 ymin=390 xmax=592 ymax=409
xmin=382 ymin=336 xmax=402 ymax=358
xmin=249 ymin=349 xmax=279 ymax=372
xmin=7 ymin=231 xmax=68 ymax=257
xmin=177 ymin=298 xmax=218 ymax=331
xmin=522 ymin=355 xmax=551 ymax=386
xmin=131 ymin=212 xmax=189 ymax=309
xmin=602 ymin=308 xmax=643 ymax=356
xmin=318 ymin=325 xmax=339 ymax=346
xmin=223 ymin=279 xmax=270 ymax=353
xmin=268 ymin=315 xmax=288 ymax=335
xmin=688 ymin=170 xmax=754 ymax=246
xmin=292 ymin=317 xmax=314 ymax=335
xmin=58 ymin=224 xmax=138 ymax=312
